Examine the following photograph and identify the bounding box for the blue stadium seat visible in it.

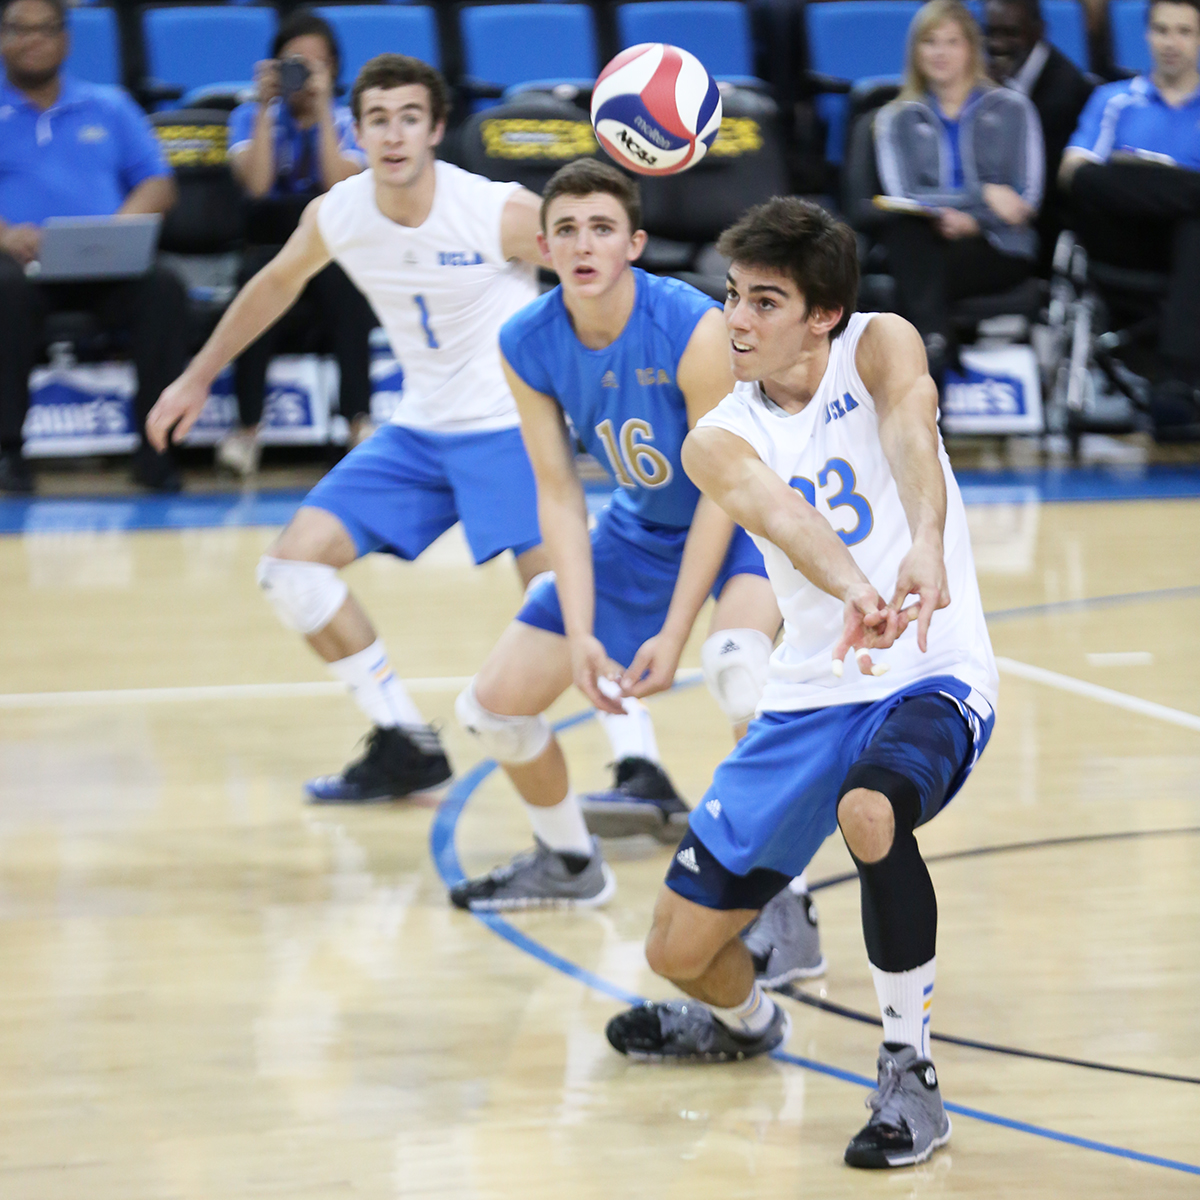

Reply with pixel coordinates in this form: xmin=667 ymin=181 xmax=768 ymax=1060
xmin=315 ymin=6 xmax=440 ymax=86
xmin=805 ymin=0 xmax=920 ymax=162
xmin=459 ymin=4 xmax=598 ymax=100
xmin=142 ymin=6 xmax=277 ymax=109
xmin=65 ymin=6 xmax=120 ymax=87
xmin=615 ymin=2 xmax=757 ymax=85
xmin=1110 ymin=0 xmax=1150 ymax=73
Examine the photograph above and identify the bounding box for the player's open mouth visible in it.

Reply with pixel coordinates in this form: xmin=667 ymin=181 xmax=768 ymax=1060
xmin=732 ymin=340 xmax=753 ymax=353
xmin=382 ymin=154 xmax=407 ymax=166
xmin=574 ymin=265 xmax=598 ymax=280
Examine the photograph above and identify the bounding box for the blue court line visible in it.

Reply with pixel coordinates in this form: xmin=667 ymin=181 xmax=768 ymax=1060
xmin=430 ymin=708 xmax=1200 ymax=1178
xmin=2 ymin=464 xmax=1199 ymax=536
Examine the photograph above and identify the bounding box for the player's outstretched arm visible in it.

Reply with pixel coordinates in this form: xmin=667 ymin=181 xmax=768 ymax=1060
xmin=857 ymin=314 xmax=950 ymax=652
xmin=682 ymin=425 xmax=902 ymax=670
xmin=500 ymin=189 xmax=549 ymax=267
xmin=145 ymin=198 xmax=333 ymax=449
xmin=501 ymin=355 xmax=625 ymax=714
xmin=621 ymin=309 xmax=740 ymax=697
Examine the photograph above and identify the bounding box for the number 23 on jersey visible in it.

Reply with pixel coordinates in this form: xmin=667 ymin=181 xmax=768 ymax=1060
xmin=790 ymin=457 xmax=874 ymax=546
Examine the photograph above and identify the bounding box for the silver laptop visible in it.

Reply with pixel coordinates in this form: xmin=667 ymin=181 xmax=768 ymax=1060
xmin=26 ymin=214 xmax=162 ymax=282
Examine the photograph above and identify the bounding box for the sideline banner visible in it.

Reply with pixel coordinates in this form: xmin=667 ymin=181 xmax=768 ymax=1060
xmin=941 ymin=345 xmax=1044 ymax=435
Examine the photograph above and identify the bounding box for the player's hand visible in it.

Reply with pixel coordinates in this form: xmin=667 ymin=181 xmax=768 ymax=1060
xmin=831 ymin=583 xmax=897 ymax=677
xmin=1 ymin=223 xmax=41 ymax=266
xmin=619 ymin=631 xmax=685 ymax=699
xmin=569 ymin=634 xmax=626 ymax=714
xmin=145 ymin=373 xmax=211 ymax=451
xmin=982 ymin=183 xmax=1034 ymax=226
xmin=889 ymin=534 xmax=950 ymax=652
xmin=936 ymin=208 xmax=980 ymax=240
xmin=254 ymin=59 xmax=281 ymax=104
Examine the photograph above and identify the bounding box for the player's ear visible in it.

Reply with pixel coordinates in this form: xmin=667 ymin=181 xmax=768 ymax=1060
xmin=809 ymin=305 xmax=843 ymax=338
xmin=429 ymin=119 xmax=446 ymax=148
xmin=628 ymin=228 xmax=648 ymax=262
xmin=535 ymin=228 xmax=553 ymax=265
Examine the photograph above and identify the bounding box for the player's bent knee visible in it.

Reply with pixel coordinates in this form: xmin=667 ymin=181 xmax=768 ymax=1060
xmin=701 ymin=628 xmax=773 ymax=725
xmin=838 ymin=788 xmax=897 ymax=864
xmin=455 ymin=681 xmax=551 ymax=764
xmin=256 ymin=555 xmax=348 ymax=635
xmin=644 ymin=922 xmax=711 ymax=983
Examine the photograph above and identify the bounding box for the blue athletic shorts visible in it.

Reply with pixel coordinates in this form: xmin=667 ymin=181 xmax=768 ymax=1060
xmin=665 ymin=677 xmax=994 ymax=910
xmin=516 ymin=500 xmax=767 ymax=669
xmin=303 ymin=424 xmax=541 ymax=564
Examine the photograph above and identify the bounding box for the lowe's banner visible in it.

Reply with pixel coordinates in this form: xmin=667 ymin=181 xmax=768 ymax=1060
xmin=941 ymin=345 xmax=1043 ymax=435
xmin=24 ymin=336 xmax=406 ymax=456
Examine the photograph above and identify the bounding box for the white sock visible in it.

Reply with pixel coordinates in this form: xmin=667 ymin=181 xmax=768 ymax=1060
xmin=710 ymin=980 xmax=777 ymax=1037
xmin=870 ymin=957 xmax=936 ymax=1058
xmin=328 ymin=639 xmax=424 ymax=730
xmin=789 ymin=872 xmax=809 ymax=896
xmin=596 ymin=679 xmax=660 ymax=763
xmin=523 ymin=789 xmax=593 ymax=858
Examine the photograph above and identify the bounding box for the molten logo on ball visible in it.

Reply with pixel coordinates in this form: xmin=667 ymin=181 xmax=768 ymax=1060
xmin=591 ymin=43 xmax=722 ymax=176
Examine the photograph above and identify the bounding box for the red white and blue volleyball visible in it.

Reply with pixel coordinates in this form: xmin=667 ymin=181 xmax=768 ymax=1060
xmin=591 ymin=44 xmax=723 ymax=176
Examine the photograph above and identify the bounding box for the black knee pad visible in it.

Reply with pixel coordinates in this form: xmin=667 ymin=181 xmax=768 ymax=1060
xmin=838 ymin=765 xmax=937 ymax=973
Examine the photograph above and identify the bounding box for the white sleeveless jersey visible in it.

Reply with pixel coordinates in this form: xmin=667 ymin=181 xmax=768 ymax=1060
xmin=317 ymin=161 xmax=538 ymax=432
xmin=697 ymin=313 xmax=998 ymax=719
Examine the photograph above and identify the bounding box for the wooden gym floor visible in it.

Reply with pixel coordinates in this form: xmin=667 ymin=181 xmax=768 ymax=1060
xmin=1 ymin=467 xmax=1199 ymax=1198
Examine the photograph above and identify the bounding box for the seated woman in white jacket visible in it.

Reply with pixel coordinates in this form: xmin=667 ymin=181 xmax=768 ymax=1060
xmin=873 ymin=0 xmax=1044 ymax=381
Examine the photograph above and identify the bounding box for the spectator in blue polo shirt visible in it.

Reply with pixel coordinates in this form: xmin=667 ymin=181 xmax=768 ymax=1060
xmin=219 ymin=8 xmax=374 ymax=478
xmin=0 ymin=0 xmax=189 ymax=492
xmin=1060 ymin=0 xmax=1200 ymax=439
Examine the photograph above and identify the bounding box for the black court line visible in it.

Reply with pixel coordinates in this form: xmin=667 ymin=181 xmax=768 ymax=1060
xmin=796 ymin=825 xmax=1200 ymax=1086
xmin=985 ymin=584 xmax=1200 ymax=624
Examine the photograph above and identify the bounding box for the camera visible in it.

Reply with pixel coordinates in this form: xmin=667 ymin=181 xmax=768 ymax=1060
xmin=278 ymin=56 xmax=311 ymax=98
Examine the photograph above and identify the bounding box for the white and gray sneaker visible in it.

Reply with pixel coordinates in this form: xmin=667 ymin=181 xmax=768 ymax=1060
xmin=742 ymin=887 xmax=827 ymax=986
xmin=844 ymin=1043 xmax=952 ymax=1169
xmin=606 ymin=998 xmax=791 ymax=1063
xmin=449 ymin=838 xmax=616 ymax=911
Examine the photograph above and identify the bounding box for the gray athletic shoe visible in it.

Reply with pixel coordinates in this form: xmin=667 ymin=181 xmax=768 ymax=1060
xmin=742 ymin=887 xmax=827 ymax=987
xmin=606 ymin=998 xmax=791 ymax=1063
xmin=449 ymin=838 xmax=616 ymax=912
xmin=844 ymin=1044 xmax=951 ymax=1169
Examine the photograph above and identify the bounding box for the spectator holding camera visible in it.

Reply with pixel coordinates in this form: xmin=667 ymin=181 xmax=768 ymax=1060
xmin=873 ymin=0 xmax=1043 ymax=381
xmin=223 ymin=8 xmax=373 ymax=475
xmin=1059 ymin=0 xmax=1200 ymax=439
xmin=0 ymin=0 xmax=187 ymax=493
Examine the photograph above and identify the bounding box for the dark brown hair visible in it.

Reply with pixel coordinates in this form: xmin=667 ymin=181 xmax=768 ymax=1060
xmin=717 ymin=197 xmax=859 ymax=338
xmin=540 ymin=159 xmax=642 ymax=233
xmin=350 ymin=54 xmax=449 ymax=127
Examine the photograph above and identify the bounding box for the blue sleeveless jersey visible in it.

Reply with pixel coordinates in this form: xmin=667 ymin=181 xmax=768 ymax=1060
xmin=500 ymin=268 xmax=719 ymax=529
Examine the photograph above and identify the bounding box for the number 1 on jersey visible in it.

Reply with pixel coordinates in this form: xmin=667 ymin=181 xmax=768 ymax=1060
xmin=414 ymin=294 xmax=439 ymax=349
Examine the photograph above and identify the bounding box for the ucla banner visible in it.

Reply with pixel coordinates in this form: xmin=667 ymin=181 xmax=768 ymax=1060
xmin=941 ymin=345 xmax=1043 ymax=435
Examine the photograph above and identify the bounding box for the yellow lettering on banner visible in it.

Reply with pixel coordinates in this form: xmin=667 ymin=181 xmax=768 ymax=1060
xmin=708 ymin=118 xmax=764 ymax=158
xmin=480 ymin=119 xmax=600 ymax=161
xmin=154 ymin=125 xmax=229 ymax=168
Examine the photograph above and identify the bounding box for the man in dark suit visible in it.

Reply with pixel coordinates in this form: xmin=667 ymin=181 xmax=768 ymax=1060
xmin=986 ymin=0 xmax=1094 ymax=271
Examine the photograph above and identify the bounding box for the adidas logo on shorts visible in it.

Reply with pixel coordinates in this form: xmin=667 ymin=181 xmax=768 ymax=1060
xmin=705 ymin=797 xmax=722 ymax=818
xmin=676 ymin=846 xmax=700 ymax=874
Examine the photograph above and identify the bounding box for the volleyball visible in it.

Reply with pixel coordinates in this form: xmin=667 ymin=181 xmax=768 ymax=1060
xmin=590 ymin=43 xmax=723 ymax=176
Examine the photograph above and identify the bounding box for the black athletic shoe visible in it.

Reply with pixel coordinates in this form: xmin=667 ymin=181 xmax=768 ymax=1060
xmin=1149 ymin=380 xmax=1200 ymax=443
xmin=580 ymin=756 xmax=690 ymax=843
xmin=606 ymin=998 xmax=791 ymax=1063
xmin=131 ymin=443 xmax=182 ymax=493
xmin=305 ymin=725 xmax=452 ymax=803
xmin=0 ymin=450 xmax=33 ymax=494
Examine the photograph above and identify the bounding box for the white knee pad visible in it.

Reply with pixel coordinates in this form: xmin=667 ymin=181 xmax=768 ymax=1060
xmin=256 ymin=555 xmax=348 ymax=634
xmin=455 ymin=681 xmax=551 ymax=764
xmin=701 ymin=628 xmax=774 ymax=724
